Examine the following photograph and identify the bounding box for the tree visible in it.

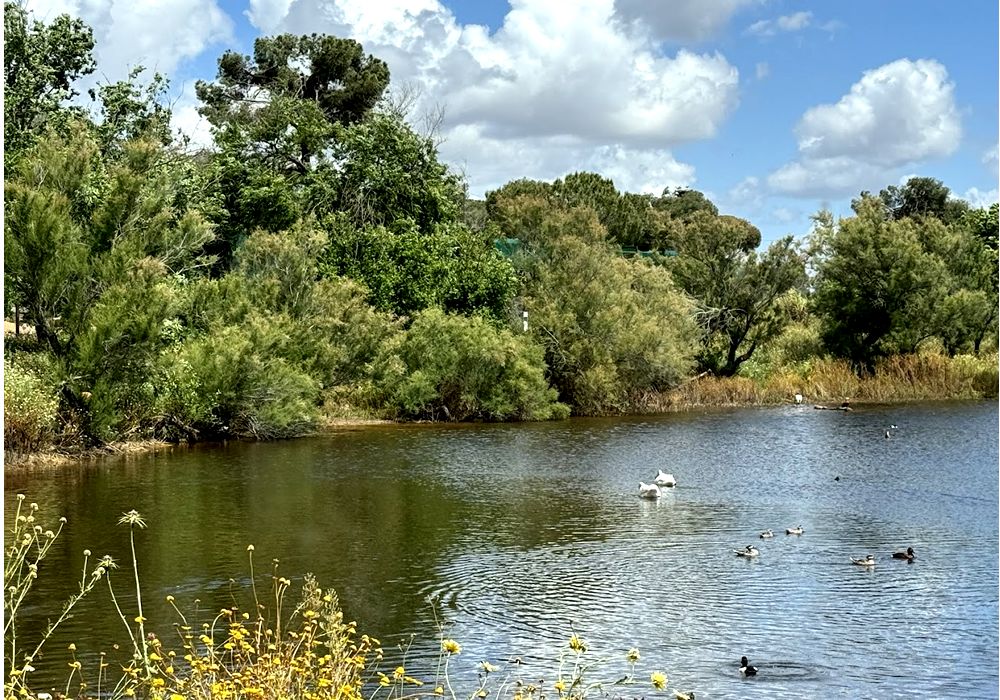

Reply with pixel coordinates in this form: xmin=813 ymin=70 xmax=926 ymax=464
xmin=196 ymin=33 xmax=390 ymax=170
xmin=512 ymin=205 xmax=698 ymax=413
xmin=811 ymin=199 xmax=948 ymax=371
xmin=4 ymin=125 xmax=215 ymax=442
xmin=3 ymin=2 xmax=95 ymax=163
xmin=88 ymin=67 xmax=172 ymax=156
xmin=669 ymin=212 xmax=805 ymax=376
xmin=857 ymin=177 xmax=971 ymax=225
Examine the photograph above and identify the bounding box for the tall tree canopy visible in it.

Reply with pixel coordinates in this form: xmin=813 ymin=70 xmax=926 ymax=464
xmin=3 ymin=1 xmax=95 ymax=163
xmin=196 ymin=33 xmax=390 ymax=170
xmin=669 ymin=212 xmax=805 ymax=376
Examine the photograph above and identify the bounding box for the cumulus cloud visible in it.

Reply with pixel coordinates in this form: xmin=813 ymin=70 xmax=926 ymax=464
xmin=26 ymin=0 xmax=233 ymax=86
xmin=243 ymin=0 xmax=738 ymax=195
xmin=440 ymin=125 xmax=696 ymax=197
xmin=768 ymin=59 xmax=961 ymax=197
xmin=960 ymin=187 xmax=999 ymax=208
xmin=612 ymin=0 xmax=759 ymax=42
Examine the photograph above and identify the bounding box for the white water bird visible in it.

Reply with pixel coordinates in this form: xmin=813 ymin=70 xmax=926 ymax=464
xmin=794 ymin=393 xmax=803 ymax=404
xmin=734 ymin=545 xmax=760 ymax=557
xmin=638 ymin=482 xmax=661 ymax=499
xmin=851 ymin=554 xmax=876 ymax=567
xmin=759 ymin=529 xmax=774 ymax=539
xmin=654 ymin=470 xmax=677 ymax=487
xmin=786 ymin=525 xmax=804 ymax=535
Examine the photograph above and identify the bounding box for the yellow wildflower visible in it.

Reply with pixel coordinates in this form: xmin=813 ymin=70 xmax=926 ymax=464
xmin=650 ymin=672 xmax=667 ymax=690
xmin=568 ymin=635 xmax=587 ymax=653
xmin=553 ymin=680 xmax=566 ymax=692
xmin=434 ymin=687 xmax=444 ymax=695
xmin=442 ymin=639 xmax=462 ymax=655
xmin=394 ymin=666 xmax=406 ymax=679
xmin=626 ymin=648 xmax=640 ymax=664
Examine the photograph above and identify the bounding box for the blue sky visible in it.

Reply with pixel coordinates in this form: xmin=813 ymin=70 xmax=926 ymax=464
xmin=26 ymin=0 xmax=999 ymax=244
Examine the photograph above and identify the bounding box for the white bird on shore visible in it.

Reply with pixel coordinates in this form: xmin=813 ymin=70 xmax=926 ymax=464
xmin=638 ymin=482 xmax=661 ymax=499
xmin=654 ymin=470 xmax=677 ymax=487
xmin=794 ymin=393 xmax=803 ymax=404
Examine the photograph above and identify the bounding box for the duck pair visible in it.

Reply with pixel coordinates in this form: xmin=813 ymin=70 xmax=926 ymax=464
xmin=851 ymin=547 xmax=915 ymax=566
xmin=757 ymin=525 xmax=802 ymax=538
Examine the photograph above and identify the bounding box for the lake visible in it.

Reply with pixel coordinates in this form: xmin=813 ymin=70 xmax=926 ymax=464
xmin=5 ymin=400 xmax=998 ymax=699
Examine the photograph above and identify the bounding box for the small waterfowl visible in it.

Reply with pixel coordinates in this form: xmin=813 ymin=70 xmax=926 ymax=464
xmin=793 ymin=393 xmax=803 ymax=404
xmin=638 ymin=482 xmax=661 ymax=499
xmin=739 ymin=656 xmax=758 ymax=676
xmin=734 ymin=545 xmax=760 ymax=557
xmin=851 ymin=554 xmax=876 ymax=567
xmin=654 ymin=470 xmax=677 ymax=487
xmin=786 ymin=525 xmax=804 ymax=535
xmin=884 ymin=429 xmax=891 ymax=439
xmin=892 ymin=546 xmax=916 ymax=561
xmin=759 ymin=529 xmax=774 ymax=539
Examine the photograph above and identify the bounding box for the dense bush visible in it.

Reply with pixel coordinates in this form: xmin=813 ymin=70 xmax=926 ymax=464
xmin=3 ymin=355 xmax=59 ymax=451
xmin=379 ymin=308 xmax=568 ymax=421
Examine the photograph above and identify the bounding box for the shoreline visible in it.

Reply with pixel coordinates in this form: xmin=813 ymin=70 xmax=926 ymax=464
xmin=4 ymin=394 xmax=991 ymax=470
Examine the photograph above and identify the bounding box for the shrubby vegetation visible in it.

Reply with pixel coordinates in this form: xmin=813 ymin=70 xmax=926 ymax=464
xmin=4 ymin=3 xmax=998 ymax=456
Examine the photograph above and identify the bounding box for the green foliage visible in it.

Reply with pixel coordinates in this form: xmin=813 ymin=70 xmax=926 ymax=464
xmin=3 ymin=356 xmax=59 ymax=452
xmin=811 ymin=200 xmax=948 ymax=371
xmin=320 ymin=111 xmax=464 ymax=230
xmin=867 ymin=176 xmax=970 ymax=224
xmin=378 ymin=308 xmax=567 ymax=421
xmin=3 ymin=1 xmax=95 ymax=163
xmin=813 ymin=190 xmax=997 ymax=370
xmin=964 ymin=202 xmax=999 ymax=250
xmin=197 ymin=33 xmax=390 ymax=167
xmin=321 ymin=216 xmax=517 ymax=321
xmin=669 ymin=212 xmax=804 ymax=376
xmin=486 ymin=174 xmax=679 ymax=252
xmin=88 ymin=66 xmax=172 ymax=156
xmin=515 ymin=206 xmax=698 ymax=414
xmin=4 ymin=126 xmax=215 ymax=443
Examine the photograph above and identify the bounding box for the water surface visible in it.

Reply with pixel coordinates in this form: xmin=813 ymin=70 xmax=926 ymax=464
xmin=6 ymin=401 xmax=998 ymax=698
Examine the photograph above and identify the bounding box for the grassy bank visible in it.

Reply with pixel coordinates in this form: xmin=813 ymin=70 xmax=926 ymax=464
xmin=631 ymin=353 xmax=998 ymax=413
xmin=6 ymin=353 xmax=995 ymax=468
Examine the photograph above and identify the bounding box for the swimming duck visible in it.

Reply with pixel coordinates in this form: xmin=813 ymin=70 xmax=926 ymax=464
xmin=739 ymin=656 xmax=757 ymax=675
xmin=734 ymin=545 xmax=760 ymax=557
xmin=891 ymin=546 xmax=915 ymax=561
xmin=759 ymin=529 xmax=774 ymax=539
xmin=851 ymin=554 xmax=876 ymax=567
xmin=638 ymin=482 xmax=661 ymax=499
xmin=654 ymin=470 xmax=677 ymax=487
xmin=786 ymin=526 xmax=804 ymax=535
xmin=884 ymin=429 xmax=891 ymax=439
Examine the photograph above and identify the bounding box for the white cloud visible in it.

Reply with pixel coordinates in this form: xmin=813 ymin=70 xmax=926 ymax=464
xmin=746 ymin=11 xmax=812 ymax=37
xmin=768 ymin=59 xmax=961 ymax=197
xmin=983 ymin=144 xmax=999 ymax=178
xmin=170 ymin=83 xmax=215 ymax=151
xmin=440 ymin=125 xmax=696 ymax=198
xmin=26 ymin=0 xmax=234 ymax=85
xmin=755 ymin=62 xmax=769 ymax=80
xmin=612 ymin=0 xmax=759 ymax=42
xmin=245 ymin=0 xmax=739 ymax=195
xmin=960 ymin=187 xmax=999 ymax=208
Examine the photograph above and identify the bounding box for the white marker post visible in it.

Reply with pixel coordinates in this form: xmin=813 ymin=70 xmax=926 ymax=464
xmin=522 ymin=310 xmax=529 ymax=332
